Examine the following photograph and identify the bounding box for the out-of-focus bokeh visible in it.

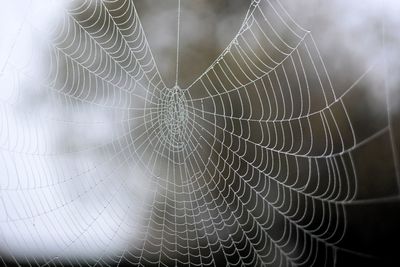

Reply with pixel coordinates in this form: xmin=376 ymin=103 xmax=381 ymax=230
xmin=0 ymin=0 xmax=399 ymax=266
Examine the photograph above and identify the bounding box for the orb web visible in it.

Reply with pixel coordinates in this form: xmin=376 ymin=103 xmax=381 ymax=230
xmin=0 ymin=0 xmax=399 ymax=266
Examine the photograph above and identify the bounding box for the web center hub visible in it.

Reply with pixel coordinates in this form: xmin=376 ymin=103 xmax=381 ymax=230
xmin=158 ymin=86 xmax=189 ymax=151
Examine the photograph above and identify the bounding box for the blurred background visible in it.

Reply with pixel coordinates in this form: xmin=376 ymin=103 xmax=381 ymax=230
xmin=0 ymin=0 xmax=399 ymax=266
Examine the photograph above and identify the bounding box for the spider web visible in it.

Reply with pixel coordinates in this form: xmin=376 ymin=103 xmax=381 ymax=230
xmin=0 ymin=0 xmax=399 ymax=266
